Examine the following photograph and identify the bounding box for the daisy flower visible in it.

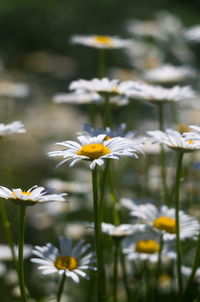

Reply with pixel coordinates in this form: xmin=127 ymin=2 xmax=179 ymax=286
xmin=121 ymin=198 xmax=200 ymax=241
xmin=31 ymin=237 xmax=96 ymax=282
xmin=185 ymin=25 xmax=200 ymax=42
xmin=143 ymin=64 xmax=196 ymax=84
xmin=123 ymin=81 xmax=195 ymax=103
xmin=53 ymin=91 xmax=101 ymax=105
xmin=0 ymin=185 xmax=67 ymax=206
xmin=0 ymin=81 xmax=29 ymax=98
xmin=147 ymin=129 xmax=200 ymax=152
xmin=48 ymin=134 xmax=139 ymax=170
xmin=0 ymin=121 xmax=26 ymax=136
xmin=71 ymin=35 xmax=133 ymax=49
xmin=122 ymin=228 xmax=176 ymax=262
xmin=101 ymin=222 xmax=144 ymax=238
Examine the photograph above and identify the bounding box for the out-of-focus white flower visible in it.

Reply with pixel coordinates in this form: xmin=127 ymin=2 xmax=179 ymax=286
xmin=31 ymin=237 xmax=96 ymax=282
xmin=101 ymin=222 xmax=144 ymax=238
xmin=0 ymin=244 xmax=32 ymax=260
xmin=0 ymin=185 xmax=67 ymax=206
xmin=121 ymin=199 xmax=200 ymax=241
xmin=0 ymin=81 xmax=29 ymax=98
xmin=143 ymin=64 xmax=196 ymax=84
xmin=53 ymin=91 xmax=101 ymax=104
xmin=147 ymin=128 xmax=200 ymax=152
xmin=44 ymin=178 xmax=91 ymax=194
xmin=122 ymin=228 xmax=176 ymax=262
xmin=123 ymin=82 xmax=195 ymax=103
xmin=126 ymin=19 xmax=160 ymax=38
xmin=185 ymin=25 xmax=200 ymax=42
xmin=0 ymin=121 xmax=26 ymax=136
xmin=71 ymin=35 xmax=133 ymax=49
xmin=48 ymin=134 xmax=139 ymax=170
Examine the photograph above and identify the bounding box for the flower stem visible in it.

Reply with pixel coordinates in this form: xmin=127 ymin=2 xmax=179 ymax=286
xmin=108 ymin=166 xmax=120 ymax=226
xmin=98 ymin=49 xmax=106 ymax=78
xmin=156 ymin=233 xmax=163 ymax=279
xmin=99 ymin=160 xmax=110 ymax=222
xmin=57 ymin=273 xmax=66 ymax=302
xmin=103 ymin=94 xmax=111 ymax=127
xmin=120 ymin=249 xmax=131 ymax=302
xmin=174 ymin=151 xmax=184 ymax=298
xmin=0 ymin=200 xmax=18 ymax=272
xmin=92 ymin=167 xmax=106 ymax=302
xmin=113 ymin=238 xmax=120 ymax=302
xmin=18 ymin=205 xmax=28 ymax=302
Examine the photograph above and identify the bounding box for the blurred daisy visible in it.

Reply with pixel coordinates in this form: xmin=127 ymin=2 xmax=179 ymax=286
xmin=121 ymin=199 xmax=199 ymax=241
xmin=53 ymin=91 xmax=101 ymax=105
xmin=147 ymin=129 xmax=200 ymax=152
xmin=0 ymin=121 xmax=26 ymax=136
xmin=0 ymin=81 xmax=29 ymax=98
xmin=122 ymin=228 xmax=176 ymax=262
xmin=0 ymin=185 xmax=67 ymax=206
xmin=143 ymin=64 xmax=196 ymax=84
xmin=123 ymin=82 xmax=195 ymax=103
xmin=0 ymin=244 xmax=32 ymax=261
xmin=101 ymin=222 xmax=144 ymax=238
xmin=31 ymin=237 xmax=96 ymax=282
xmin=185 ymin=25 xmax=200 ymax=42
xmin=71 ymin=35 xmax=132 ymax=49
xmin=81 ymin=123 xmax=136 ymax=139
xmin=69 ymin=78 xmax=136 ymax=97
xmin=48 ymin=134 xmax=139 ymax=169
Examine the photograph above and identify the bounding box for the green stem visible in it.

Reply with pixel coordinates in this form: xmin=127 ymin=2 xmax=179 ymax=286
xmin=57 ymin=273 xmax=66 ymax=302
xmin=0 ymin=200 xmax=18 ymax=272
xmin=98 ymin=49 xmax=106 ymax=78
xmin=18 ymin=205 xmax=28 ymax=302
xmin=103 ymin=94 xmax=111 ymax=127
xmin=108 ymin=166 xmax=120 ymax=225
xmin=113 ymin=238 xmax=120 ymax=302
xmin=99 ymin=160 xmax=110 ymax=222
xmin=120 ymin=247 xmax=131 ymax=302
xmin=182 ymin=229 xmax=200 ymax=300
xmin=92 ymin=167 xmax=106 ymax=302
xmin=156 ymin=233 xmax=163 ymax=279
xmin=174 ymin=151 xmax=184 ymax=298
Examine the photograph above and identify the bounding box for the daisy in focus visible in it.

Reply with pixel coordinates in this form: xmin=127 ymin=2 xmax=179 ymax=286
xmin=0 ymin=121 xmax=26 ymax=136
xmin=122 ymin=228 xmax=176 ymax=262
xmin=71 ymin=35 xmax=133 ymax=49
xmin=31 ymin=237 xmax=96 ymax=282
xmin=0 ymin=185 xmax=67 ymax=206
xmin=48 ymin=134 xmax=139 ymax=169
xmin=121 ymin=198 xmax=200 ymax=241
xmin=147 ymin=128 xmax=200 ymax=152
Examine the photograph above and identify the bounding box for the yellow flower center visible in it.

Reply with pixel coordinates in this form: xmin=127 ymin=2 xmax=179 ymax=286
xmin=94 ymin=35 xmax=113 ymax=45
xmin=104 ymin=136 xmax=112 ymax=141
xmin=55 ymin=255 xmax=78 ymax=271
xmin=135 ymin=240 xmax=160 ymax=254
xmin=12 ymin=191 xmax=31 ymax=198
xmin=153 ymin=216 xmax=176 ymax=233
xmin=77 ymin=143 xmax=111 ymax=159
xmin=187 ymin=140 xmax=193 ymax=144
xmin=177 ymin=124 xmax=191 ymax=133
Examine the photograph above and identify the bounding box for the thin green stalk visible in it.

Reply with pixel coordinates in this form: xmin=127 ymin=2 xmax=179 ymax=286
xmin=98 ymin=49 xmax=106 ymax=78
xmin=182 ymin=229 xmax=200 ymax=300
xmin=113 ymin=238 xmax=120 ymax=302
xmin=18 ymin=205 xmax=28 ymax=302
xmin=92 ymin=167 xmax=106 ymax=302
xmin=158 ymin=103 xmax=169 ymax=204
xmin=108 ymin=167 xmax=120 ymax=226
xmin=120 ymin=248 xmax=131 ymax=302
xmin=0 ymin=200 xmax=18 ymax=271
xmin=57 ymin=273 xmax=66 ymax=302
xmin=99 ymin=160 xmax=110 ymax=222
xmin=103 ymin=94 xmax=111 ymax=127
xmin=174 ymin=151 xmax=184 ymax=298
xmin=156 ymin=233 xmax=164 ymax=279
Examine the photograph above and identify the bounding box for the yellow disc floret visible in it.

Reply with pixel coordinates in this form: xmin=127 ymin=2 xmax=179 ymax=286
xmin=77 ymin=143 xmax=111 ymax=159
xmin=55 ymin=255 xmax=78 ymax=271
xmin=12 ymin=191 xmax=31 ymax=198
xmin=153 ymin=216 xmax=176 ymax=233
xmin=94 ymin=35 xmax=113 ymax=46
xmin=135 ymin=239 xmax=160 ymax=254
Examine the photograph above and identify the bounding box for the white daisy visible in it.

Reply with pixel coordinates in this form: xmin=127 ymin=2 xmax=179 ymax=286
xmin=143 ymin=64 xmax=196 ymax=84
xmin=53 ymin=91 xmax=101 ymax=105
xmin=122 ymin=228 xmax=176 ymax=262
xmin=71 ymin=35 xmax=133 ymax=49
xmin=124 ymin=82 xmax=195 ymax=103
xmin=48 ymin=134 xmax=139 ymax=170
xmin=147 ymin=129 xmax=200 ymax=152
xmin=185 ymin=25 xmax=200 ymax=42
xmin=0 ymin=121 xmax=26 ymax=136
xmin=0 ymin=81 xmax=29 ymax=98
xmin=31 ymin=237 xmax=96 ymax=282
xmin=0 ymin=185 xmax=67 ymax=206
xmin=101 ymin=222 xmax=145 ymax=238
xmin=121 ymin=198 xmax=200 ymax=241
